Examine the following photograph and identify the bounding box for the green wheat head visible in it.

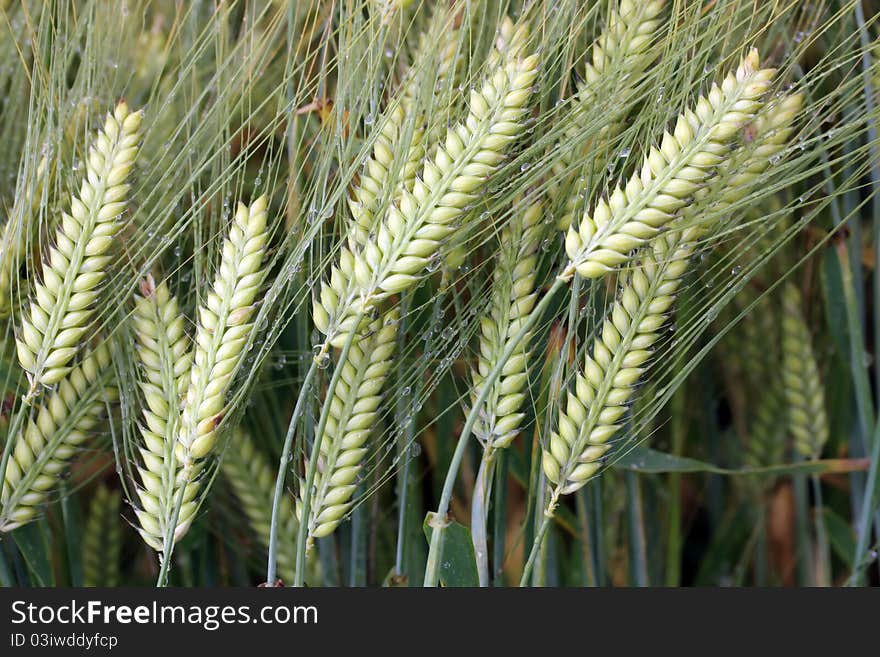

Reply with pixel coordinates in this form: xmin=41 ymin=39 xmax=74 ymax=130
xmin=16 ymin=102 xmax=142 ymax=398
xmin=781 ymin=283 xmax=828 ymax=460
xmin=470 ymin=199 xmax=544 ymax=454
xmin=313 ymin=24 xmax=539 ymax=348
xmin=299 ymin=308 xmax=399 ymax=541
xmin=131 ymin=275 xmax=192 ymax=552
xmin=0 ymin=344 xmax=115 ymax=532
xmin=563 ymin=50 xmax=774 ymax=280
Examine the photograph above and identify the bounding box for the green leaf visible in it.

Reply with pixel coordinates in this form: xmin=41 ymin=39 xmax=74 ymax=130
xmin=822 ymin=507 xmax=856 ymax=569
xmin=423 ymin=513 xmax=479 ymax=587
xmin=11 ymin=521 xmax=54 ymax=587
xmin=613 ymin=445 xmax=868 ymax=476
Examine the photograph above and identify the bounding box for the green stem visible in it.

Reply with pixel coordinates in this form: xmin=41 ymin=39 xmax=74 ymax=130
xmin=393 ymin=296 xmax=414 ymax=578
xmin=810 ymin=473 xmax=831 ymax=587
xmin=266 ymin=353 xmax=321 ymax=585
xmin=471 ymin=452 xmax=495 ymax=586
xmin=754 ymin=500 xmax=768 ymax=586
xmin=851 ymin=418 xmax=880 ymax=585
xmin=590 ymin=479 xmax=606 ymax=585
xmin=625 ymin=470 xmax=648 ymax=587
xmin=492 ymin=450 xmax=509 ymax=587
xmin=423 ymin=275 xmax=567 ymax=587
xmin=665 ymin=388 xmax=686 ymax=585
xmin=792 ymin=472 xmax=813 ymax=586
xmin=293 ymin=311 xmax=366 ymax=586
xmin=532 ymin=468 xmax=549 ymax=586
xmin=520 ymin=495 xmax=558 ymax=587
xmin=393 ymin=418 xmax=414 ymax=579
xmin=853 ymin=2 xmax=880 ymax=406
xmin=155 ymin=481 xmax=188 ymax=587
xmin=575 ymin=487 xmax=596 ymax=586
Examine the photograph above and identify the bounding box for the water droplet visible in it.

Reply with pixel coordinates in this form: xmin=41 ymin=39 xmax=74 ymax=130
xmin=618 ymin=148 xmax=631 ymax=158
xmin=441 ymin=326 xmax=454 ymax=340
xmin=402 ymin=386 xmax=411 ymax=396
xmin=409 ymin=442 xmax=422 ymax=458
xmin=173 ymin=245 xmax=182 ymax=257
xmin=731 ymin=265 xmax=742 ymax=275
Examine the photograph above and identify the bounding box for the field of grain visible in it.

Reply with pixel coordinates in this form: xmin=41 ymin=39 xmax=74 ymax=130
xmin=0 ymin=0 xmax=878 ymax=588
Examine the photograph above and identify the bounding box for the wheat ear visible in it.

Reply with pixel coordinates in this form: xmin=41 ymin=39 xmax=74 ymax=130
xmin=222 ymin=430 xmax=311 ymax=585
xmin=372 ymin=0 xmax=414 ymax=26
xmin=313 ymin=40 xmax=539 ymax=348
xmin=0 ymin=344 xmax=114 ymax=532
xmin=555 ymin=0 xmax=667 ymax=231
xmin=82 ymin=483 xmax=123 ymax=587
xmin=0 ymin=156 xmax=50 ymax=318
xmin=347 ymin=7 xmax=462 ymax=247
xmin=131 ymin=275 xmax=191 ymax=552
xmin=444 ymin=16 xmax=530 ymax=269
xmin=16 ymin=102 xmax=142 ymax=397
xmin=167 ymin=196 xmax=269 ymax=544
xmin=298 ymin=308 xmax=399 ymax=541
xmin=471 ymin=199 xmax=543 ymax=454
xmin=781 ymin=283 xmax=828 ymax=459
xmin=543 ymin=230 xmax=697 ymax=499
xmin=0 ymin=217 xmax=25 ymax=320
xmin=694 ymin=92 xmax=804 ymax=226
xmin=738 ymin=295 xmax=787 ymax=468
xmin=563 ymin=50 xmax=774 ymax=281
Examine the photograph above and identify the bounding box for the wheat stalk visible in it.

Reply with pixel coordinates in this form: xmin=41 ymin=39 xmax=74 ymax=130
xmin=555 ymin=0 xmax=667 ymax=231
xmin=168 ymin=195 xmax=270 ymax=545
xmin=298 ymin=308 xmax=399 ymax=542
xmin=131 ymin=275 xmax=191 ymax=552
xmin=781 ymin=282 xmax=828 ymax=459
xmin=562 ymin=50 xmax=774 ymax=281
xmin=0 ymin=344 xmax=114 ymax=532
xmin=222 ymin=429 xmax=315 ymax=585
xmin=313 ymin=33 xmax=539 ymax=348
xmin=82 ymin=483 xmax=123 ymax=587
xmin=16 ymin=101 xmax=142 ymax=398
